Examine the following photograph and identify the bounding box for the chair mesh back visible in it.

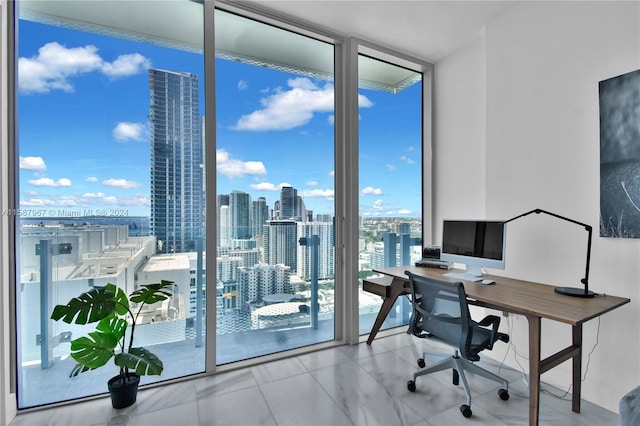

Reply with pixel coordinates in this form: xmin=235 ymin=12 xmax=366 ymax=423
xmin=407 ymin=273 xmax=474 ymax=359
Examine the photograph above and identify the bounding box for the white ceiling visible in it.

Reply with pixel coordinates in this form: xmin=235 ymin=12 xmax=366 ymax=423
xmin=244 ymin=0 xmax=520 ymax=62
xmin=22 ymin=0 xmax=521 ymax=65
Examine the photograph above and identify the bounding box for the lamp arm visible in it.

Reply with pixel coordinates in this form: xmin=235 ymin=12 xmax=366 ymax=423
xmin=503 ymin=208 xmax=592 ymax=293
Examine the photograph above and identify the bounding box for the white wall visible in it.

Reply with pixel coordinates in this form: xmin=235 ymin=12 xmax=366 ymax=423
xmin=435 ymin=0 xmax=640 ymax=413
xmin=433 ymin=35 xmax=487 ymax=240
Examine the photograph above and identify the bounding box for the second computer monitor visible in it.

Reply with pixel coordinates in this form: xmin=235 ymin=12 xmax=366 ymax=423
xmin=440 ymin=220 xmax=507 ymax=277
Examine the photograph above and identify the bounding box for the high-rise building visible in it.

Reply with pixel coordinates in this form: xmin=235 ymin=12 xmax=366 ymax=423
xmin=149 ymin=68 xmax=203 ymax=253
xmin=237 ymin=263 xmax=291 ymax=312
xmin=297 ymin=221 xmax=335 ymax=279
xmin=218 ymin=205 xmax=230 ymax=249
xmin=263 ymin=220 xmax=298 ymax=270
xmin=279 ymin=186 xmax=297 ymax=219
xmin=217 ymin=194 xmax=230 ymax=248
xmin=230 ymin=190 xmax=251 ymax=240
xmin=278 ymin=185 xmax=307 ymax=221
xmin=251 ymin=197 xmax=269 ymax=238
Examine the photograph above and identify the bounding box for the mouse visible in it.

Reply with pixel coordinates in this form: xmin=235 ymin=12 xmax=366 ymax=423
xmin=481 ymin=279 xmax=495 ymax=285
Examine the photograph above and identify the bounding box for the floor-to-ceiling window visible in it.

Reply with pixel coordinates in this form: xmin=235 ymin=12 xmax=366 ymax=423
xmin=15 ymin=0 xmax=206 ymax=408
xmin=10 ymin=0 xmax=431 ymax=410
xmin=214 ymin=9 xmax=337 ymax=363
xmin=357 ymin=53 xmax=424 ymax=334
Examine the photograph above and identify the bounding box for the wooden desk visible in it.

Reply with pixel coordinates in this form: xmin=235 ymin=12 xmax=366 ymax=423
xmin=365 ymin=265 xmax=630 ymax=426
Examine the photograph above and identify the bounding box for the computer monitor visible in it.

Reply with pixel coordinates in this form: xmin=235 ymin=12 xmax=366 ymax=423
xmin=441 ymin=220 xmax=506 ymax=280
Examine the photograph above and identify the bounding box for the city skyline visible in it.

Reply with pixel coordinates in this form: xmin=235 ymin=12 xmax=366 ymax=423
xmin=17 ymin=19 xmax=423 ymax=220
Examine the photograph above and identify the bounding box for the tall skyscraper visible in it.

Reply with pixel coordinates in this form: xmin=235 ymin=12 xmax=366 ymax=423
xmin=217 ymin=194 xmax=230 ymax=249
xmin=263 ymin=220 xmax=298 ymax=270
xmin=149 ymin=68 xmax=203 ymax=253
xmin=279 ymin=185 xmax=306 ymax=220
xmin=279 ymin=186 xmax=297 ymax=219
xmin=230 ymin=190 xmax=251 ymax=239
xmin=251 ymin=197 xmax=269 ymax=238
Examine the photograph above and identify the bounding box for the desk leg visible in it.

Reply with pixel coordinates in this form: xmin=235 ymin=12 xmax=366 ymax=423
xmin=366 ymin=278 xmax=405 ymax=345
xmin=527 ymin=315 xmax=542 ymax=426
xmin=572 ymin=324 xmax=583 ymax=413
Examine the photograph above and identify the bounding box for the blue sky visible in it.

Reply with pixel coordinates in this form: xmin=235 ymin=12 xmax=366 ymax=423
xmin=18 ymin=19 xmax=423 ymax=218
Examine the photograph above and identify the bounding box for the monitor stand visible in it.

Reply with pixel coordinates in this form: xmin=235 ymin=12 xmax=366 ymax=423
xmin=444 ymin=265 xmax=483 ymax=282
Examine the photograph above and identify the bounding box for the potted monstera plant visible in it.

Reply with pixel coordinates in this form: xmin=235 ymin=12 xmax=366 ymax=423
xmin=51 ymin=280 xmax=174 ymax=408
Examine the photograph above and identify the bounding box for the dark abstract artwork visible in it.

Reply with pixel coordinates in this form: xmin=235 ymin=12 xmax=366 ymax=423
xmin=600 ymin=69 xmax=640 ymax=238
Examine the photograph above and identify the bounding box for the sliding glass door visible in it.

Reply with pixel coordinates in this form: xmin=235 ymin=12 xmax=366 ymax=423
xmin=214 ymin=9 xmax=336 ymax=363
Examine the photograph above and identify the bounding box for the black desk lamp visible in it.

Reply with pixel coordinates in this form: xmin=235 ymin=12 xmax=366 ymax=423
xmin=503 ymin=209 xmax=597 ymax=298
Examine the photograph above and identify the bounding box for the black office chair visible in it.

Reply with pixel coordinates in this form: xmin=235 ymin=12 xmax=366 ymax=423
xmin=405 ymin=271 xmax=510 ymax=418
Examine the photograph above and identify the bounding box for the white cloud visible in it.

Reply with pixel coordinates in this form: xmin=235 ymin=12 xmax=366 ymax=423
xmin=217 ymin=149 xmax=267 ymax=179
xmin=19 ymin=42 xmax=150 ymax=94
xmin=20 ymin=193 xmax=149 ymax=208
xmin=358 ymin=94 xmax=374 ymax=108
xmin=400 ymin=155 xmax=416 ymax=165
xmin=234 ymin=77 xmax=373 ymax=131
xmin=102 ymin=178 xmax=141 ymax=189
xmin=20 ymin=198 xmax=47 ymax=207
xmin=238 ymin=80 xmax=249 ymax=90
xmin=113 ymin=122 xmax=147 ymax=142
xmin=329 ymin=170 xmax=335 ymax=177
xmin=398 ymin=209 xmax=412 ymax=215
xmin=27 ymin=177 xmax=71 ymax=187
xmin=100 ymin=53 xmax=150 ymax=78
xmin=251 ymin=182 xmax=279 ymax=191
xmin=361 ymin=186 xmax=383 ymax=196
xmin=251 ymin=182 xmax=290 ymax=191
xmin=86 ymin=176 xmax=98 ymax=182
xmin=116 ymin=194 xmax=150 ymax=206
xmin=301 ymin=188 xmax=334 ymax=198
xmin=306 ymin=181 xmax=318 ymax=187
xmin=327 ymin=115 xmax=335 ymax=125
xmin=19 ymin=156 xmax=46 ymax=171
xmin=386 ymin=164 xmax=396 ymax=171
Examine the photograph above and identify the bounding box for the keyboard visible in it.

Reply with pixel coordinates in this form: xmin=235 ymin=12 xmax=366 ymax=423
xmin=443 ymin=272 xmax=483 ymax=282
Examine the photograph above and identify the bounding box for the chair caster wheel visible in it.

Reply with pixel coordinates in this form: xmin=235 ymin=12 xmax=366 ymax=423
xmin=499 ymin=388 xmax=509 ymax=400
xmin=460 ymin=404 xmax=472 ymax=418
xmin=417 ymin=358 xmax=425 ymax=368
xmin=407 ymin=380 xmax=416 ymax=392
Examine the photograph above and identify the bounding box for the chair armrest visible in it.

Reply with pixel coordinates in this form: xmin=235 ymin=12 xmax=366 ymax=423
xmin=478 ymin=315 xmax=501 ymax=349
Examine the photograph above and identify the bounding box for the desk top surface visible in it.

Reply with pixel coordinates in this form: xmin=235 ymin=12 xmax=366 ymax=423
xmin=373 ymin=266 xmax=630 ymax=325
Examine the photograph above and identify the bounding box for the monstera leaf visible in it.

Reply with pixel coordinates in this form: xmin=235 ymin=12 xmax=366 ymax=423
xmin=129 ymin=280 xmax=174 ymax=305
xmin=115 ymin=347 xmax=164 ymax=376
xmin=51 ymin=284 xmax=129 ymax=325
xmin=69 ymin=330 xmax=120 ymax=375
xmin=96 ymin=315 xmax=128 ymax=343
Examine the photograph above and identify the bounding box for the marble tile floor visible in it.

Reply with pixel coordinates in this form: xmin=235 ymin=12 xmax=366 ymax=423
xmin=10 ymin=332 xmax=618 ymax=426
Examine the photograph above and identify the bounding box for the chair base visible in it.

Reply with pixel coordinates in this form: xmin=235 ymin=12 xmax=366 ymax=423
xmin=408 ymin=351 xmax=509 ymax=417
